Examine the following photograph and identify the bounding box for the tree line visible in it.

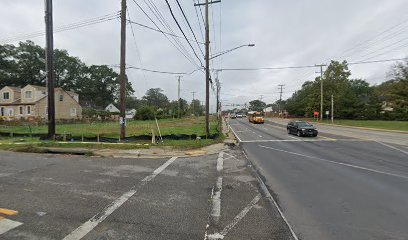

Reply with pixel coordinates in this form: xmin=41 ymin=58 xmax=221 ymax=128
xmin=284 ymin=60 xmax=408 ymax=120
xmin=0 ymin=41 xmax=204 ymax=120
xmin=0 ymin=40 xmax=134 ymax=109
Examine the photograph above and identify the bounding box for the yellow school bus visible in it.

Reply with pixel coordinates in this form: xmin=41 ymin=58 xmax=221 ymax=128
xmin=248 ymin=111 xmax=264 ymax=124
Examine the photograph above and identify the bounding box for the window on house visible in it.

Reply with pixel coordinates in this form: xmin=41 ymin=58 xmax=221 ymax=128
xmin=70 ymin=108 xmax=77 ymax=117
xmin=19 ymin=106 xmax=23 ymax=115
xmin=25 ymin=91 xmax=32 ymax=99
xmin=26 ymin=106 xmax=31 ymax=115
xmin=59 ymin=94 xmax=64 ymax=101
xmin=1 ymin=107 xmax=4 ymax=116
xmin=3 ymin=92 xmax=10 ymax=100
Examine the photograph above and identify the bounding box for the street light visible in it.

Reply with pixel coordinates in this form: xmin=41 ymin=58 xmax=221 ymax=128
xmin=209 ymin=44 xmax=255 ymax=60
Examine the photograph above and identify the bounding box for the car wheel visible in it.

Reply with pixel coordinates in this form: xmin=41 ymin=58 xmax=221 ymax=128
xmin=297 ymin=131 xmax=302 ymax=137
xmin=313 ymin=134 xmax=318 ymax=137
xmin=287 ymin=128 xmax=291 ymax=134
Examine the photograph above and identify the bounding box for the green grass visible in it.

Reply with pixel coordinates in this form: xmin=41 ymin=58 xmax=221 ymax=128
xmin=290 ymin=118 xmax=408 ymax=132
xmin=0 ymin=116 xmax=218 ymax=138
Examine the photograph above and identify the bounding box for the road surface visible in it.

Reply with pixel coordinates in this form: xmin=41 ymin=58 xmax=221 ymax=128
xmin=229 ymin=117 xmax=408 ymax=240
xmin=0 ymin=148 xmax=293 ymax=239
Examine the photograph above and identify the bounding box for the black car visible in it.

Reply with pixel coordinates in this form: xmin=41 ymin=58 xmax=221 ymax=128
xmin=287 ymin=120 xmax=318 ymax=137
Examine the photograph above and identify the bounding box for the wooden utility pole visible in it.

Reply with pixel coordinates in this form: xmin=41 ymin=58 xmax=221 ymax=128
xmin=45 ymin=0 xmax=55 ymax=139
xmin=278 ymin=84 xmax=284 ymax=115
xmin=177 ymin=76 xmax=182 ymax=118
xmin=315 ymin=64 xmax=327 ymax=121
xmin=191 ymin=91 xmax=196 ymax=116
xmin=331 ymin=94 xmax=334 ymax=123
xmin=195 ymin=0 xmax=221 ymax=137
xmin=215 ymin=70 xmax=221 ymax=119
xmin=119 ymin=0 xmax=127 ymax=139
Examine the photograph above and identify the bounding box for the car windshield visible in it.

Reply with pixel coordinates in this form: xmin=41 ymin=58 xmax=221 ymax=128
xmin=256 ymin=114 xmax=263 ymax=117
xmin=297 ymin=122 xmax=312 ymax=127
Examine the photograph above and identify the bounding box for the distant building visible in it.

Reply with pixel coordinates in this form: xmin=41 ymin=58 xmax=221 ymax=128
xmin=105 ymin=104 xmax=136 ymax=119
xmin=0 ymin=84 xmax=82 ymax=120
xmin=105 ymin=103 xmax=120 ymax=113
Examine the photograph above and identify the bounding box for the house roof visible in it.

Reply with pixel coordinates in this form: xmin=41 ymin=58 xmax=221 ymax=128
xmin=25 ymin=84 xmax=47 ymax=91
xmin=5 ymin=86 xmax=22 ymax=92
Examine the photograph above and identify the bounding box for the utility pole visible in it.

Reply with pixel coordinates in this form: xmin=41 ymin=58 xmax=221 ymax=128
xmin=215 ymin=70 xmax=221 ymax=119
xmin=195 ymin=0 xmax=221 ymax=137
xmin=315 ymin=64 xmax=327 ymax=121
xmin=177 ymin=76 xmax=182 ymax=118
xmin=278 ymin=84 xmax=284 ymax=116
xmin=119 ymin=0 xmax=127 ymax=139
xmin=45 ymin=0 xmax=55 ymax=139
xmin=331 ymin=94 xmax=334 ymax=124
xmin=191 ymin=91 xmax=196 ymax=116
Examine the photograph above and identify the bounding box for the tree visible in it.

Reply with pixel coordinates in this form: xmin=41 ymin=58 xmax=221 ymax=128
xmin=249 ymin=100 xmax=266 ymax=111
xmin=142 ymin=88 xmax=169 ymax=110
xmin=134 ymin=105 xmax=155 ymax=120
xmin=190 ymin=99 xmax=203 ymax=116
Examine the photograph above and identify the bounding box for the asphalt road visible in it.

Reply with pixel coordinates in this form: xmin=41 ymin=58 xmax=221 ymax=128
xmin=0 ymin=148 xmax=293 ymax=239
xmin=229 ymin=118 xmax=408 ymax=240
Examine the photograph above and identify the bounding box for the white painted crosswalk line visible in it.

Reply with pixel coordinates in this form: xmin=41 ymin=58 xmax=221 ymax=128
xmin=0 ymin=218 xmax=23 ymax=235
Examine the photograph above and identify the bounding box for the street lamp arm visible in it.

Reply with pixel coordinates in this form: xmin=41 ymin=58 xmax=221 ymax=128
xmin=209 ymin=44 xmax=255 ymax=60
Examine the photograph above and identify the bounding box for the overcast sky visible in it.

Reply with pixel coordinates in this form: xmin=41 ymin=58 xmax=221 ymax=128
xmin=1 ymin=0 xmax=408 ymax=111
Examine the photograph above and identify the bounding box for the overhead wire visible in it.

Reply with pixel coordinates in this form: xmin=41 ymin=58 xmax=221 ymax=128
xmin=130 ymin=0 xmax=200 ymax=69
xmin=0 ymin=12 xmax=120 ymax=44
xmin=126 ymin=20 xmax=204 ymax=44
xmin=164 ymin=0 xmax=204 ymax=67
xmin=143 ymin=0 xmax=202 ymax=68
xmin=174 ymin=0 xmax=205 ymax=58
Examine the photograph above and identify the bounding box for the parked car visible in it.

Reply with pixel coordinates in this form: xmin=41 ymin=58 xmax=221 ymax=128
xmin=287 ymin=120 xmax=318 ymax=137
xmin=230 ymin=113 xmax=236 ymax=119
xmin=236 ymin=113 xmax=243 ymax=118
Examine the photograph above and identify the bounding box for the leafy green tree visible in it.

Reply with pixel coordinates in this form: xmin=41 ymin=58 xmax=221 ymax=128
xmin=142 ymin=88 xmax=169 ymax=110
xmin=134 ymin=105 xmax=155 ymax=120
xmin=249 ymin=99 xmax=266 ymax=111
xmin=190 ymin=99 xmax=203 ymax=116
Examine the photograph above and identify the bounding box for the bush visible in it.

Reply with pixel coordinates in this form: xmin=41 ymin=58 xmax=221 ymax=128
xmin=134 ymin=106 xmax=155 ymax=120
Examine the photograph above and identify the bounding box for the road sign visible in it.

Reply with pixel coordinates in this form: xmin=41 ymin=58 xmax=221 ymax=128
xmin=325 ymin=111 xmax=329 ymax=115
xmin=313 ymin=111 xmax=319 ymax=116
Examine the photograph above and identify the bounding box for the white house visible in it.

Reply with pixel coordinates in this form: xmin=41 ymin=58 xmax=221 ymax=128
xmin=105 ymin=103 xmax=119 ymax=113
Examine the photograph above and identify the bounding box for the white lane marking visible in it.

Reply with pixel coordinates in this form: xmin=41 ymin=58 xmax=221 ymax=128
xmin=207 ymin=194 xmax=262 ymax=240
xmin=63 ymin=156 xmax=178 ymax=240
xmin=229 ymin=124 xmax=242 ymax=143
xmin=0 ymin=218 xmax=23 ymax=235
xmin=205 ymin=152 xmax=224 ymax=240
xmin=259 ymin=135 xmax=263 ymax=138
xmin=376 ymin=141 xmax=408 ymax=155
xmin=242 ymin=151 xmax=299 ymax=240
xmin=211 ymin=177 xmax=223 ymax=223
xmin=258 ymin=145 xmax=408 ymax=180
xmin=217 ymin=152 xmax=224 ymax=172
xmin=241 ymin=139 xmax=346 ymax=143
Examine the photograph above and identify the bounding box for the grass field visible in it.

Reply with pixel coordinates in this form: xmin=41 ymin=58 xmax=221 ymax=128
xmin=0 ymin=117 xmax=218 ymax=138
xmin=296 ymin=118 xmax=408 ymax=132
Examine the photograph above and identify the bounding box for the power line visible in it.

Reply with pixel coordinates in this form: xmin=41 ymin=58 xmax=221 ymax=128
xmin=215 ymin=57 xmax=408 ymax=71
xmin=174 ymin=0 xmax=205 ymax=57
xmin=0 ymin=12 xmax=120 ymax=44
xmin=127 ymin=20 xmax=204 ymax=44
xmin=131 ymin=0 xmax=200 ymax=69
xmin=164 ymin=0 xmax=204 ymax=67
xmin=143 ymin=0 xmax=202 ymax=68
xmin=340 ymin=17 xmax=408 ymax=58
xmin=123 ymin=64 xmax=202 ymax=75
